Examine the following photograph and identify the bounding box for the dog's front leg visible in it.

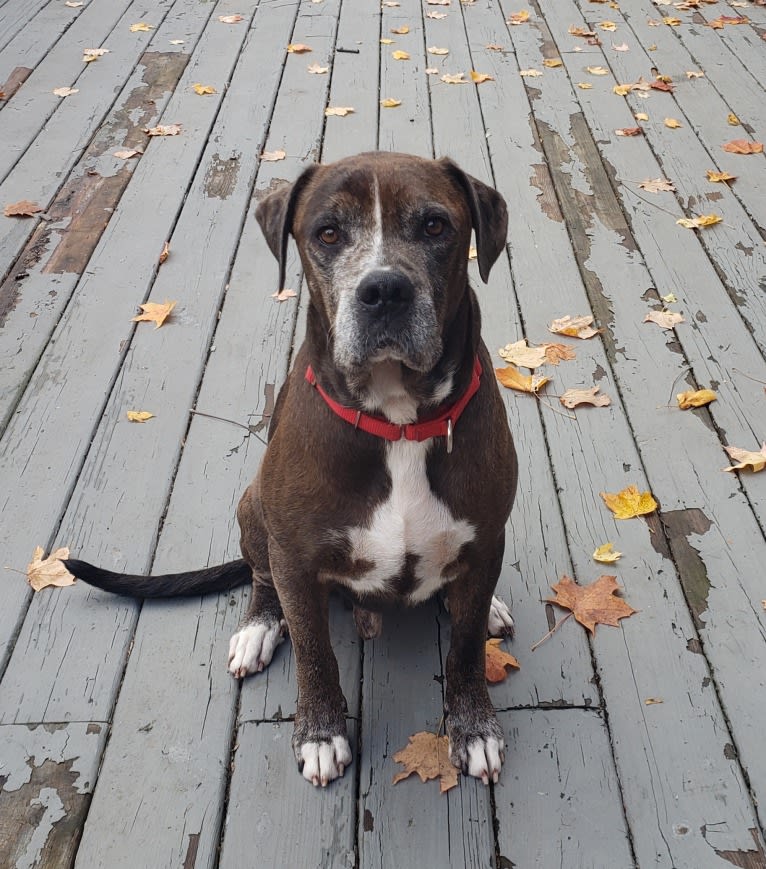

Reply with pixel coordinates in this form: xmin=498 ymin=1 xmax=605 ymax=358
xmin=445 ymin=553 xmax=506 ymax=785
xmin=270 ymin=545 xmax=352 ymax=787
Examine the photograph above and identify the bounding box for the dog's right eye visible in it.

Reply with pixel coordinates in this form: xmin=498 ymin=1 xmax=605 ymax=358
xmin=318 ymin=227 xmax=340 ymax=246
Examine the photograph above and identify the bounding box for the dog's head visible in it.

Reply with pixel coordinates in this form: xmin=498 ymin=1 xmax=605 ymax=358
xmin=256 ymin=152 xmax=507 ymax=382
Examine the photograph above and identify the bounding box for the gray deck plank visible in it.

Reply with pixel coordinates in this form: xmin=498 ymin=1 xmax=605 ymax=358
xmin=478 ymin=1 xmax=766 ymax=863
xmin=691 ymin=3 xmax=766 ymax=90
xmin=0 ymin=0 xmax=50 ymax=53
xmin=0 ymin=0 xmax=261 ymax=699
xmin=494 ymin=710 xmax=633 ymax=869
xmin=0 ymin=722 xmax=108 ymax=869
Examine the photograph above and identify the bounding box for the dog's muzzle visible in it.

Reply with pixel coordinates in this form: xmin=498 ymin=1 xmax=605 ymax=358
xmin=355 ymin=270 xmax=415 ymax=330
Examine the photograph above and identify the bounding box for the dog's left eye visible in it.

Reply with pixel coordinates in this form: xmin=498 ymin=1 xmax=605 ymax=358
xmin=423 ymin=216 xmax=445 ymax=237
xmin=318 ymin=227 xmax=340 ymax=246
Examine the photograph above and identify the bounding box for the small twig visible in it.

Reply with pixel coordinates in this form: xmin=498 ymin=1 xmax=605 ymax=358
xmin=667 ymin=365 xmax=692 ymax=405
xmin=533 ymin=392 xmax=577 ymax=420
xmin=732 ymin=367 xmax=766 ymax=386
xmin=530 ymin=612 xmax=573 ymax=651
xmin=189 ymin=409 xmax=268 ymax=445
xmin=435 ymin=713 xmax=446 ymax=737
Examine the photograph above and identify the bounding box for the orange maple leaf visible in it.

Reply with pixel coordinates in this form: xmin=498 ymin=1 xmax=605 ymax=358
xmin=485 ymin=638 xmax=520 ymax=682
xmin=392 ymin=732 xmax=458 ymax=793
xmin=495 ymin=364 xmax=550 ymax=394
xmin=547 ymin=574 xmax=637 ymax=634
xmin=131 ymin=299 xmax=177 ymax=328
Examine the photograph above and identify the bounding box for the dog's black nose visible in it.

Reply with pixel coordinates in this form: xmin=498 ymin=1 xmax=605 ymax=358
xmin=355 ymin=271 xmax=414 ymax=318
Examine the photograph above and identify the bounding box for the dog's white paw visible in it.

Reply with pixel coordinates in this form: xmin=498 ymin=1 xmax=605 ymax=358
xmin=463 ymin=736 xmax=505 ymax=785
xmin=488 ymin=594 xmax=515 ymax=638
xmin=299 ymin=736 xmax=353 ymax=787
xmin=227 ymin=619 xmax=286 ymax=678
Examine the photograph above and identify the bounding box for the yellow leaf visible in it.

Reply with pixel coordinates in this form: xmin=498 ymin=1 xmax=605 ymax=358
xmin=470 ymin=70 xmax=494 ymax=83
xmin=599 ymin=20 xmax=617 ymax=30
xmin=508 ymin=9 xmax=530 ymax=24
xmin=26 ymin=546 xmax=75 ymax=592
xmin=193 ymin=83 xmax=216 ymax=95
xmin=380 ymin=38 xmax=394 ymax=44
xmin=53 ymin=87 xmax=79 ymax=97
xmin=131 ymin=299 xmax=177 ymax=328
xmin=495 ymin=364 xmax=550 ymax=394
xmin=661 ymin=293 xmax=676 ymax=304
xmin=130 ymin=22 xmax=153 ymax=32
xmin=593 ymin=543 xmax=622 ymax=564
xmin=578 ymin=82 xmax=593 ymax=89
xmin=559 ymin=386 xmax=611 ymax=408
xmin=126 ymin=410 xmax=154 ymax=422
xmin=724 ymin=443 xmax=766 ymax=473
xmin=392 ymin=50 xmax=410 ymax=60
xmin=441 ymin=73 xmax=468 ymax=83
xmin=600 ymin=485 xmax=658 ymax=519
xmin=664 ymin=117 xmax=682 ymax=128
xmin=391 ymin=25 xmax=409 ymax=34
xmin=498 ymin=340 xmax=547 ymax=369
xmin=543 ymin=58 xmax=563 ymax=68
xmin=548 ymin=314 xmax=599 ymax=339
xmin=686 ymin=70 xmax=704 ymax=79
xmin=287 ymin=43 xmax=312 ymax=53
xmin=325 ymin=106 xmax=355 ymax=116
xmin=392 ymin=732 xmax=458 ymax=793
xmin=663 ymin=16 xmax=682 ymax=25
xmin=519 ymin=69 xmax=542 ymax=77
xmin=82 ymin=48 xmax=109 ymax=62
xmin=587 ymin=66 xmax=609 ymax=75
xmin=677 ymin=389 xmax=717 ymax=409
xmin=676 ymin=213 xmax=722 ymax=229
xmin=706 ymin=170 xmax=736 ymax=183
xmin=428 ymin=46 xmax=450 ymax=55
xmin=634 ymin=112 xmax=649 ymax=121
xmin=727 ymin=112 xmax=740 ymax=126
xmin=613 ymin=84 xmax=632 ymax=96
xmin=380 ymin=98 xmax=402 ymax=107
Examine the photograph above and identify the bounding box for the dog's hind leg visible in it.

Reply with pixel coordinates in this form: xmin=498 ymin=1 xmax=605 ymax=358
xmin=227 ymin=480 xmax=287 ymax=678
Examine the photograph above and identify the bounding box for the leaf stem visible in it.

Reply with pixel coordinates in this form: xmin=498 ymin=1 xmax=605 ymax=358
xmin=530 ymin=612 xmax=573 ymax=651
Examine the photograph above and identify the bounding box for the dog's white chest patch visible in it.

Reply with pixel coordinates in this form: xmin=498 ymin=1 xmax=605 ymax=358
xmin=346 ymin=439 xmax=474 ymax=602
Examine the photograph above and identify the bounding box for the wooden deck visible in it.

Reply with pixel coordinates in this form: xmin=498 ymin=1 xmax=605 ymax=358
xmin=1 ymin=0 xmax=766 ymax=866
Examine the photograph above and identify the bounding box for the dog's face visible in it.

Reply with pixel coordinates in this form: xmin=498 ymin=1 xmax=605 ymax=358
xmin=256 ymin=152 xmax=507 ymax=383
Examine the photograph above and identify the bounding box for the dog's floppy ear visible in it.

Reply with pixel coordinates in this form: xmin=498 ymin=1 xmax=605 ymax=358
xmin=441 ymin=159 xmax=508 ymax=284
xmin=255 ymin=164 xmax=319 ymax=292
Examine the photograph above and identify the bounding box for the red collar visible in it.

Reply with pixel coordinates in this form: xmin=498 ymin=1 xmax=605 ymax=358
xmin=304 ymin=357 xmax=482 ymax=452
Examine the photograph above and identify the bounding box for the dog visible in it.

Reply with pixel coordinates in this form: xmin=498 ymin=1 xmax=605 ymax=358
xmin=65 ymin=151 xmax=518 ymax=788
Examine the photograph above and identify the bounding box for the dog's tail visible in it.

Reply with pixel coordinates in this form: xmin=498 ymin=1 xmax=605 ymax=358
xmin=62 ymin=558 xmax=251 ymax=599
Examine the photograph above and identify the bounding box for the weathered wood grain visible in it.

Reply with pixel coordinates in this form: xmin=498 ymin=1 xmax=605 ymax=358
xmin=0 ymin=0 xmax=50 ymax=53
xmin=494 ymin=709 xmax=634 ymax=868
xmin=0 ymin=722 xmax=108 ymax=869
xmin=690 ymin=5 xmax=766 ymax=90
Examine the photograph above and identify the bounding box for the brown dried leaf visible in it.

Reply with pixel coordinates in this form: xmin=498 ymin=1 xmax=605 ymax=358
xmin=600 ymin=485 xmax=658 ymax=519
xmin=559 ymin=386 xmax=611 ymax=408
xmin=272 ymin=288 xmax=297 ymax=301
xmin=4 ymin=199 xmax=43 ymax=217
xmin=218 ymin=14 xmax=244 ymax=23
xmin=393 ymin=732 xmax=458 ymax=792
xmin=158 ymin=240 xmax=170 ymax=264
xmin=131 ymin=299 xmax=177 ymax=328
xmin=508 ymin=9 xmax=530 ymax=24
xmin=26 ymin=546 xmax=75 ymax=592
xmin=650 ymin=79 xmax=674 ymax=92
xmin=114 ymin=148 xmax=142 ymax=159
xmin=724 ymin=443 xmax=766 ymax=473
xmin=495 ymin=364 xmax=550 ymax=394
xmin=677 ymin=388 xmax=716 ymax=409
xmin=644 ymin=310 xmax=684 ymax=328
xmin=485 ymin=638 xmax=520 ymax=683
xmin=470 ymin=70 xmax=494 ymax=83
xmin=287 ymin=43 xmax=312 ymax=53
xmin=548 ymin=314 xmax=599 ymax=339
xmin=638 ymin=177 xmax=675 ymax=193
xmin=722 ymin=139 xmax=763 ymax=154
xmin=325 ymin=106 xmax=355 ymax=116
xmin=542 ymin=343 xmax=576 ymax=364
xmin=144 ymin=123 xmax=182 ymax=136
xmin=548 ymin=575 xmax=636 ymax=634
xmin=261 ymin=149 xmax=286 ymax=162
xmin=392 ymin=50 xmax=410 ymax=60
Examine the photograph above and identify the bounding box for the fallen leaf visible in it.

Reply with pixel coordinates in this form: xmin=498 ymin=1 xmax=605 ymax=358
xmin=485 ymin=43 xmax=505 ymax=51
xmin=381 ymin=98 xmax=402 ymax=107
xmin=639 ymin=178 xmax=675 ymax=193
xmin=485 ymin=638 xmax=520 ymax=682
xmin=144 ymin=123 xmax=182 ymax=136
xmin=218 ymin=14 xmax=244 ymax=23
xmin=427 ymin=11 xmax=448 ymax=18
xmin=613 ymin=84 xmax=632 ymax=96
xmin=569 ymin=25 xmax=596 ymax=37
xmin=586 ymin=65 xmax=609 ymax=75
xmin=306 ymin=63 xmax=328 ymax=77
xmin=547 ymin=574 xmax=636 ymax=634
xmin=425 ymin=67 xmax=439 ymax=75
xmin=127 ymin=410 xmax=154 ymax=422
xmin=548 ymin=314 xmax=599 ymax=339
xmin=169 ymin=39 xmax=185 ymax=45
xmin=508 ymin=9 xmax=530 ymax=24
xmin=661 ymin=293 xmax=677 ymax=303
xmin=114 ymin=148 xmax=142 ymax=159
xmin=708 ymin=14 xmax=749 ymax=26
xmin=495 ymin=365 xmax=550 ymax=394
xmin=722 ymin=139 xmax=763 ymax=154
xmin=192 ymin=83 xmax=216 ymax=95
xmin=543 ymin=58 xmax=563 ymax=68
xmin=600 ymin=485 xmax=658 ymax=519
xmin=428 ymin=46 xmax=450 ymax=55
xmin=650 ymin=80 xmax=674 ymax=93
xmin=130 ymin=22 xmax=153 ymax=32
xmin=676 ymin=213 xmax=722 ymax=229
xmin=383 ymin=1 xmax=401 ymax=5
xmin=287 ymin=43 xmax=312 ymax=53
xmin=664 ymin=117 xmax=682 ymax=128
xmin=599 ymin=20 xmax=617 ymax=30
xmin=686 ymin=70 xmax=704 ymax=78
xmin=613 ymin=42 xmax=630 ymax=51
xmin=724 ymin=443 xmax=766 ymax=473
xmin=644 ymin=697 xmax=663 ymax=705
xmin=325 ymin=106 xmax=355 ymax=116
xmin=727 ymin=113 xmax=740 ymax=126
xmin=543 ymin=343 xmax=576 ymax=364
xmin=647 ymin=18 xmax=661 ymax=26
xmin=706 ymin=170 xmax=736 ymax=183
xmin=593 ymin=542 xmax=622 ymax=563
xmin=392 ymin=50 xmax=410 ymax=60
xmin=261 ymin=149 xmax=286 ymax=161
xmin=498 ymin=340 xmax=547 ymax=369
xmin=391 ymin=25 xmax=410 ymax=34
xmin=131 ymin=299 xmax=177 ymax=328
xmin=519 ymin=69 xmax=542 ymax=77
xmin=426 ymin=0 xmax=450 ymax=4
xmin=26 ymin=546 xmax=75 ymax=592
xmin=158 ymin=240 xmax=170 ymax=264
xmin=83 ymin=48 xmax=109 ymax=62
xmin=392 ymin=732 xmax=458 ymax=793
xmin=578 ymin=82 xmax=593 ymax=89
xmin=644 ymin=310 xmax=684 ymax=328
xmin=470 ymin=70 xmax=494 ymax=83
xmin=53 ymin=86 xmax=78 ymax=97
xmin=663 ymin=15 xmax=682 ymax=24
xmin=380 ymin=37 xmax=394 ymax=44
xmin=634 ymin=112 xmax=649 ymax=121
xmin=442 ymin=73 xmax=468 ymax=83
xmin=65 ymin=1 xmax=84 ymax=6
xmin=677 ymin=388 xmax=716 ymax=409
xmin=272 ymin=288 xmax=297 ymax=301
xmin=3 ymin=200 xmax=42 ymax=217
xmin=559 ymin=386 xmax=611 ymax=408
